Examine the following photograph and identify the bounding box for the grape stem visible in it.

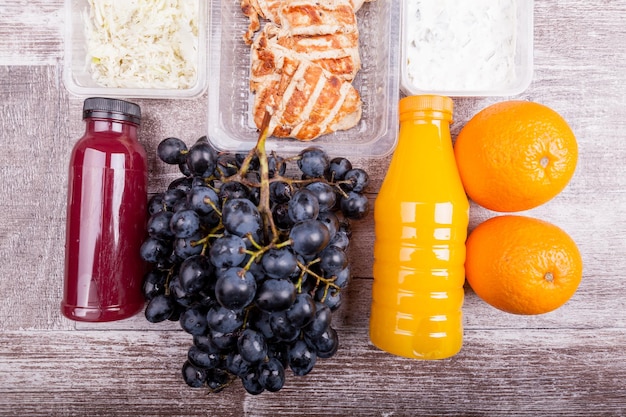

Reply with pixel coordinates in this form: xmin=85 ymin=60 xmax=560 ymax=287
xmin=221 ymin=111 xmax=281 ymax=244
xmin=295 ymin=259 xmax=340 ymax=301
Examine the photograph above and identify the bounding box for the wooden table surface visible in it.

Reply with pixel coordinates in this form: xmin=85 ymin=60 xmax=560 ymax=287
xmin=2 ymin=1 xmax=626 ymax=416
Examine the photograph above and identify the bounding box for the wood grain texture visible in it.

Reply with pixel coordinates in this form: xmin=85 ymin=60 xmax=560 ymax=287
xmin=1 ymin=0 xmax=626 ymax=416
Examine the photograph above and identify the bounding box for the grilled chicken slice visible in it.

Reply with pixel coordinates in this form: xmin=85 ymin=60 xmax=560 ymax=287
xmin=250 ymin=26 xmax=362 ymax=140
xmin=242 ymin=0 xmax=368 ymax=44
xmin=271 ymin=1 xmax=360 ymax=80
xmin=241 ymin=0 xmax=282 ymax=43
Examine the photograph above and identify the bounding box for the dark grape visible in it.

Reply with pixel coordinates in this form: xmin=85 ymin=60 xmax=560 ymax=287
xmin=148 ymin=193 xmax=166 ymax=215
xmin=179 ymin=305 xmax=208 ymax=336
xmin=298 ymin=147 xmax=329 ymax=178
xmin=182 ymin=360 xmax=207 ymax=388
xmin=249 ymin=309 xmax=275 ymax=340
xmin=225 ymin=351 xmax=252 ymax=378
xmin=307 ymin=326 xmax=339 ymax=359
xmin=145 ymin=294 xmax=175 ymax=323
xmin=269 ymin=181 xmax=292 ymax=204
xmin=215 ymin=267 xmax=257 ymax=311
xmin=210 ymin=330 xmax=238 ymax=351
xmin=173 ymin=232 xmax=204 ymax=260
xmin=269 ymin=311 xmax=300 ymax=342
xmin=179 ymin=255 xmax=213 ymax=294
xmin=327 ymin=157 xmax=352 ymax=181
xmin=333 ymin=265 xmax=351 ymax=289
xmin=268 ymin=154 xmax=286 ymax=177
xmin=286 ymin=293 xmax=316 ymax=329
xmin=288 ymin=340 xmax=317 ymax=376
xmin=214 ymin=153 xmax=239 ymax=178
xmin=305 ymin=182 xmax=336 ymax=212
xmin=147 ymin=211 xmax=174 ymax=240
xmin=329 ymin=229 xmax=350 ymax=251
xmin=170 ymin=209 xmax=201 ymax=239
xmin=288 ymin=189 xmax=320 ymax=223
xmin=209 ymin=235 xmax=246 ymax=268
xmin=222 ymin=198 xmax=262 ymax=242
xmin=258 ymin=357 xmax=285 ymax=392
xmin=158 ymin=137 xmax=188 ymax=165
xmin=235 ymin=153 xmax=260 ymax=171
xmin=255 ymin=278 xmax=297 ymax=312
xmin=340 ymin=191 xmax=369 ymax=220
xmin=188 ymin=186 xmax=219 ymax=216
xmin=272 ymin=202 xmax=293 ymax=230
xmin=341 ymin=168 xmax=369 ymax=192
xmin=168 ymin=176 xmax=193 ymax=193
xmin=304 ymin=302 xmax=332 ymax=339
xmin=140 ymin=237 xmax=171 ymax=263
xmin=193 ymin=334 xmax=219 ymax=353
xmin=315 ymin=286 xmax=342 ymax=311
xmin=179 ymin=161 xmax=192 ymax=177
xmin=289 ymin=220 xmax=331 ymax=257
xmin=261 ymin=248 xmax=297 ymax=279
xmin=168 ymin=275 xmax=194 ymax=308
xmin=238 ymin=329 xmax=268 ymax=364
xmin=319 ymin=246 xmax=348 ymax=275
xmin=241 ymin=370 xmax=264 ymax=395
xmin=188 ymin=345 xmax=220 ymax=369
xmin=186 ymin=141 xmax=217 ymax=178
xmin=206 ymin=369 xmax=231 ymax=393
xmin=142 ymin=269 xmax=167 ymax=301
xmin=317 ymin=211 xmax=339 ymax=240
xmin=163 ymin=188 xmax=187 ymax=211
xmin=206 ymin=305 xmax=244 ymax=334
xmin=219 ymin=181 xmax=250 ymax=201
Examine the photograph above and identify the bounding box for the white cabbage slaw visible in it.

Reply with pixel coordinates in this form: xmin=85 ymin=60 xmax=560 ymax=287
xmin=83 ymin=0 xmax=200 ymax=89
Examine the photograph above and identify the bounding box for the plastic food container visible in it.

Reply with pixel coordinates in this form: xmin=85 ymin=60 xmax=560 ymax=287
xmin=207 ymin=0 xmax=401 ymax=158
xmin=63 ymin=0 xmax=208 ymax=99
xmin=400 ymin=0 xmax=534 ymax=97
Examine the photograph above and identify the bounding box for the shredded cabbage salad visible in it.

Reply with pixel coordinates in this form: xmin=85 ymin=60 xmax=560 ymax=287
xmin=84 ymin=0 xmax=199 ymax=89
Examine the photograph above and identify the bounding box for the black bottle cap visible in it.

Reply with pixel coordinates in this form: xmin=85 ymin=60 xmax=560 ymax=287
xmin=83 ymin=97 xmax=141 ymax=125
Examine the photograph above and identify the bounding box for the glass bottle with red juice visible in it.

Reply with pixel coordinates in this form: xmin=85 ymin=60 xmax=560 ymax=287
xmin=62 ymin=97 xmax=148 ymax=322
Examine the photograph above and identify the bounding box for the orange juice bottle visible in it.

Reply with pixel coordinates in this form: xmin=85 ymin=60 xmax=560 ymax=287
xmin=369 ymin=95 xmax=469 ymax=359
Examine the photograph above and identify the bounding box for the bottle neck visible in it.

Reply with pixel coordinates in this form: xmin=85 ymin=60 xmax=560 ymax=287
xmin=397 ymin=117 xmax=451 ymax=151
xmin=84 ymin=117 xmax=139 ymax=136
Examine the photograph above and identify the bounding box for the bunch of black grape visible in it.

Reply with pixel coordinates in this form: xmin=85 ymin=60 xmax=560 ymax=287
xmin=139 ymin=132 xmax=369 ymax=395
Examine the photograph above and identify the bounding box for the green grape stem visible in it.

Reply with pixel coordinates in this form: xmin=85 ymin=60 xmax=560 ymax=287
xmin=295 ymin=259 xmax=341 ymax=301
xmin=203 ymin=197 xmax=222 ymax=216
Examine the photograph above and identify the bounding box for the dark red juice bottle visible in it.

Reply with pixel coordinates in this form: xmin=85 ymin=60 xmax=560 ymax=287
xmin=62 ymin=97 xmax=148 ymax=322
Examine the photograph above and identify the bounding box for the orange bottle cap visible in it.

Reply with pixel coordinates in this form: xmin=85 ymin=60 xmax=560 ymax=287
xmin=399 ymin=95 xmax=454 ymax=121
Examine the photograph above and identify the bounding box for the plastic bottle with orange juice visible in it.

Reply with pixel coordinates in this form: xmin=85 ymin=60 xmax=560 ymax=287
xmin=369 ymin=95 xmax=469 ymax=359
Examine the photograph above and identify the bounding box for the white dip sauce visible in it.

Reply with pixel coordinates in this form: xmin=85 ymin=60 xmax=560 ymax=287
xmin=405 ymin=0 xmax=517 ymax=92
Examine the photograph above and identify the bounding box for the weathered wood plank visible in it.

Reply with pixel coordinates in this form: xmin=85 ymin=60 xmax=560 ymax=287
xmin=0 ymin=2 xmax=64 ymax=65
xmin=0 ymin=65 xmax=71 ymax=331
xmin=0 ymin=328 xmax=625 ymax=416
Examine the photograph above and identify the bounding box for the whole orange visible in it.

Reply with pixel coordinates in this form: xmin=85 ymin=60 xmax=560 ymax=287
xmin=465 ymin=215 xmax=583 ymax=315
xmin=454 ymin=101 xmax=578 ymax=212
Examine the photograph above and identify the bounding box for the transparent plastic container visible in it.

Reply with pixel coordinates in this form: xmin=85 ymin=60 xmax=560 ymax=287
xmin=63 ymin=0 xmax=209 ymax=99
xmin=207 ymin=0 xmax=401 ymax=158
xmin=400 ymin=0 xmax=534 ymax=97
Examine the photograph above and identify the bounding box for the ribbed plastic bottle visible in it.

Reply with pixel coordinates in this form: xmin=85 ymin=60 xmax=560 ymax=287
xmin=369 ymin=95 xmax=469 ymax=359
xmin=62 ymin=97 xmax=148 ymax=322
